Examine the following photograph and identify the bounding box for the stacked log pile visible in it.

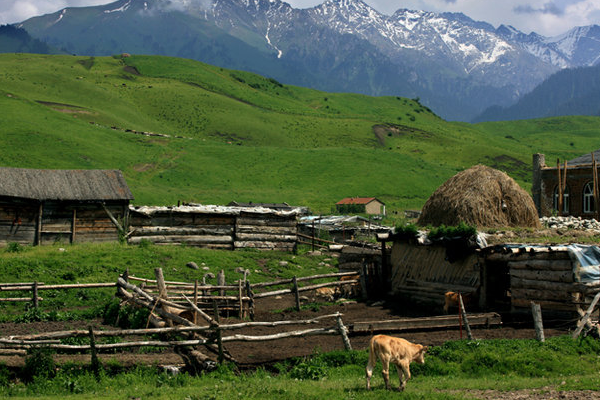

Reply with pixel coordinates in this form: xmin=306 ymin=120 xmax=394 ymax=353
xmin=128 ymin=205 xmax=299 ymax=251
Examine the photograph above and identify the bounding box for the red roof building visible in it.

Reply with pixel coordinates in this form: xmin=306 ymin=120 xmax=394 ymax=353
xmin=335 ymin=197 xmax=385 ymax=215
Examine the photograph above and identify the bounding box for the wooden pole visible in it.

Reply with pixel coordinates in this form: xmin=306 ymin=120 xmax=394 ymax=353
xmin=193 ymin=280 xmax=199 ymax=325
xmin=572 ymin=291 xmax=600 ymax=339
xmin=336 ymin=313 xmax=352 ymax=351
xmin=246 ymin=281 xmax=254 ymax=321
xmin=213 ymin=301 xmax=223 ymax=364
xmin=458 ymin=293 xmax=473 ymax=340
xmin=531 ymin=302 xmax=545 ymax=342
xmin=32 ymin=281 xmax=38 ymax=309
xmin=238 ymin=279 xmax=243 ymax=318
xmin=71 ymin=209 xmax=76 ymax=244
xmin=36 ymin=203 xmax=43 ymax=246
xmin=593 ymin=154 xmax=598 ymax=219
xmin=557 ymin=158 xmax=563 ymax=216
xmin=154 ymin=268 xmax=168 ymax=300
xmin=88 ymin=327 xmax=101 ymax=380
xmin=217 ymin=270 xmax=225 ymax=297
xmin=293 ymin=276 xmax=301 ymax=311
xmin=312 ymin=220 xmax=315 ymax=251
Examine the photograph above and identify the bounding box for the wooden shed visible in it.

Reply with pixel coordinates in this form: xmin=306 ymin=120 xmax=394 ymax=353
xmin=0 ymin=168 xmax=133 ymax=246
xmin=380 ymin=233 xmax=600 ymax=319
xmin=385 ymin=235 xmax=482 ymax=313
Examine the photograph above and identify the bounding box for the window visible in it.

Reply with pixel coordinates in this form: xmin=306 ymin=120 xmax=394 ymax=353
xmin=583 ymin=182 xmax=595 ymax=213
xmin=553 ymin=185 xmax=569 ymax=214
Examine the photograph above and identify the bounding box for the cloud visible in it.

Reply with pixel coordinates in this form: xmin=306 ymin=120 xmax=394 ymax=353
xmin=513 ymin=2 xmax=563 ymax=16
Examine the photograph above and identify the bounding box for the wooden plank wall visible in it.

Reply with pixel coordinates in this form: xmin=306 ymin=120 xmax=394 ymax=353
xmin=0 ymin=201 xmax=125 ymax=246
xmin=0 ymin=202 xmax=38 ymax=246
xmin=389 ymin=241 xmax=480 ymax=310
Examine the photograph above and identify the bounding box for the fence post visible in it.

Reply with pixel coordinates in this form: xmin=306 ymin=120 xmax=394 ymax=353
xmin=213 ymin=301 xmax=224 ymax=364
xmin=459 ymin=293 xmax=472 ymax=340
xmin=193 ymin=280 xmax=199 ymax=325
xmin=336 ymin=313 xmax=352 ymax=351
xmin=292 ymin=276 xmax=301 ymax=311
xmin=531 ymin=302 xmax=545 ymax=342
xmin=217 ymin=270 xmax=225 ymax=297
xmin=572 ymin=291 xmax=600 ymax=339
xmin=312 ymin=220 xmax=315 ymax=252
xmin=246 ymin=281 xmax=255 ymax=321
xmin=88 ymin=326 xmax=101 ymax=380
xmin=32 ymin=281 xmax=39 ymax=309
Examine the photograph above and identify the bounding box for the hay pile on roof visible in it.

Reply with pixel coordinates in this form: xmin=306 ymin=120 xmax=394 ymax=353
xmin=417 ymin=165 xmax=541 ymax=229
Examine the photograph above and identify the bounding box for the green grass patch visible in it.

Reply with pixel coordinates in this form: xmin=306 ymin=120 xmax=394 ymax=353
xmin=1 ymin=336 xmax=599 ymax=398
xmin=1 ymin=54 xmax=600 ymax=216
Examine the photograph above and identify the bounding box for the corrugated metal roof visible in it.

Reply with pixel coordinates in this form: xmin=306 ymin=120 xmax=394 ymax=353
xmin=0 ymin=168 xmax=134 ymax=201
xmin=336 ymin=197 xmax=383 ymax=205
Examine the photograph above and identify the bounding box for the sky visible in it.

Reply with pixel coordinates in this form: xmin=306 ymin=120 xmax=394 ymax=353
xmin=1 ymin=0 xmax=599 ymax=37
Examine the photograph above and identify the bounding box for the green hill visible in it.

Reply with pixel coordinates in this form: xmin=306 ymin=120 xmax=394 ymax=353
xmin=1 ymin=53 xmax=599 ymax=216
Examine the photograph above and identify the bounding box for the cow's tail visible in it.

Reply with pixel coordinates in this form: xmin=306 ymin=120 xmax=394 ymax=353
xmin=367 ymin=336 xmax=378 ymax=369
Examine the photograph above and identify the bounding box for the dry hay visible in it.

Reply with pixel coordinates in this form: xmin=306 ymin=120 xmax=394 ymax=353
xmin=417 ymin=165 xmax=541 ymax=229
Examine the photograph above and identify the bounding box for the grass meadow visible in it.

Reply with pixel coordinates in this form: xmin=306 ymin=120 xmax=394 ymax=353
xmin=1 ymin=53 xmax=600 ymax=217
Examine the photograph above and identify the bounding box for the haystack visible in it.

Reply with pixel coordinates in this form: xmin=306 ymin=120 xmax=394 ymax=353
xmin=417 ymin=165 xmax=541 ymax=228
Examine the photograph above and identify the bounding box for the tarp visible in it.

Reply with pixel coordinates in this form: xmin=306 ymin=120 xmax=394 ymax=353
xmin=492 ymin=243 xmax=600 ymax=283
xmin=567 ymin=244 xmax=600 ymax=283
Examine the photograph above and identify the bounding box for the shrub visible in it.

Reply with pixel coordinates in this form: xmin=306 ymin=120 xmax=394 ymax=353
xmin=289 ymin=357 xmax=327 ymax=380
xmin=6 ymin=242 xmax=22 ymax=253
xmin=394 ymin=223 xmax=419 ymax=240
xmin=22 ymin=348 xmax=56 ymax=383
xmin=427 ymin=222 xmax=477 ymax=240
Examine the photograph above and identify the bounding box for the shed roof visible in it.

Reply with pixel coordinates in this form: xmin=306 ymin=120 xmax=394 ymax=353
xmin=0 ymin=168 xmax=134 ymax=201
xmin=567 ymin=149 xmax=600 ymax=166
xmin=336 ymin=197 xmax=383 ymax=205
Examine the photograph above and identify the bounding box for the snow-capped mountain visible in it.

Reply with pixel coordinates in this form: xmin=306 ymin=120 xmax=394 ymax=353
xmin=15 ymin=0 xmax=600 ymax=120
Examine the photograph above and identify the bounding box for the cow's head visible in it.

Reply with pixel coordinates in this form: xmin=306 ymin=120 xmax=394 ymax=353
xmin=413 ymin=345 xmax=428 ymax=364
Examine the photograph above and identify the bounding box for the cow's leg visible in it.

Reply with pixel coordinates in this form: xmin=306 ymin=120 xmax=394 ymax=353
xmin=365 ymin=361 xmax=374 ymax=390
xmin=398 ymin=360 xmax=411 ymax=391
xmin=381 ymin=358 xmax=391 ymax=390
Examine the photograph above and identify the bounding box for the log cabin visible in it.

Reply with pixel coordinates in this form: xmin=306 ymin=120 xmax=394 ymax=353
xmin=0 ymin=167 xmax=133 ymax=246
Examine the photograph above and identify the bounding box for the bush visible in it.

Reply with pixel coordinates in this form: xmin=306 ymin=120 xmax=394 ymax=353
xmin=289 ymin=357 xmax=327 ymax=380
xmin=102 ymin=299 xmax=149 ymax=329
xmin=427 ymin=222 xmax=477 ymax=240
xmin=22 ymin=348 xmax=56 ymax=383
xmin=394 ymin=223 xmax=419 ymax=240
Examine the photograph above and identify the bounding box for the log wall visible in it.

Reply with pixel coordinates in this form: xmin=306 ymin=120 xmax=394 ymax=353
xmin=503 ymin=250 xmax=584 ymax=314
xmin=128 ymin=207 xmax=298 ymax=251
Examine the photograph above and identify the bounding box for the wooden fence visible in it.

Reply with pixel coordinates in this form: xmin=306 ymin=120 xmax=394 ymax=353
xmin=122 ymin=269 xmax=360 ymax=320
xmin=0 ymin=313 xmax=352 ymax=363
xmin=0 ymin=270 xmax=360 ymax=319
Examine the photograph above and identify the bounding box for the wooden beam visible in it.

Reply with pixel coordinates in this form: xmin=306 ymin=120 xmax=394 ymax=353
xmin=351 ymin=313 xmax=501 ymax=333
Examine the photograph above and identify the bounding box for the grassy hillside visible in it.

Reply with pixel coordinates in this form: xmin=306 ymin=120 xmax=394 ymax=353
xmin=1 ymin=53 xmax=599 ymax=215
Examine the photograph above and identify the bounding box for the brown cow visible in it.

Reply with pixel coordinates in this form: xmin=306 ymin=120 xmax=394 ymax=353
xmin=365 ymin=334 xmax=427 ymax=391
xmin=443 ymin=291 xmax=473 ymax=314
